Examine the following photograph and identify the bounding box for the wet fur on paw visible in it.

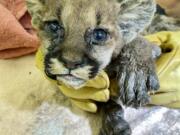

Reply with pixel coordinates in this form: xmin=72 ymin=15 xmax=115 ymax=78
xmin=107 ymin=37 xmax=160 ymax=107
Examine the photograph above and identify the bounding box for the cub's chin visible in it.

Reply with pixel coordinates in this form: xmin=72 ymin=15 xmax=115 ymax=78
xmin=57 ymin=75 xmax=87 ymax=89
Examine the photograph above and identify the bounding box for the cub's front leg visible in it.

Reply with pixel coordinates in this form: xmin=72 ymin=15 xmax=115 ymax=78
xmin=100 ymin=100 xmax=132 ymax=135
xmin=109 ymin=36 xmax=161 ymax=107
xmin=100 ymin=37 xmax=161 ymax=135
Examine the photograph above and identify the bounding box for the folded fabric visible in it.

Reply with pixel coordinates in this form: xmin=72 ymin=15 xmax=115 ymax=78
xmin=0 ymin=0 xmax=39 ymax=59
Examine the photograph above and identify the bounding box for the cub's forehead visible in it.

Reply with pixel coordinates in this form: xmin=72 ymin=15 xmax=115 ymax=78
xmin=59 ymin=0 xmax=119 ymax=28
xmin=61 ymin=0 xmax=97 ymax=28
xmin=60 ymin=0 xmax=116 ymax=10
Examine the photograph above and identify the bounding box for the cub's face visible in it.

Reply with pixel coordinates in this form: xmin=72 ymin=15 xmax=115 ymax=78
xmin=30 ymin=0 xmax=122 ymax=88
xmin=27 ymin=0 xmax=155 ymax=88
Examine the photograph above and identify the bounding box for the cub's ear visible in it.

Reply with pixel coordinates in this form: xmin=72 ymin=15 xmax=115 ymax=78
xmin=117 ymin=0 xmax=156 ymax=44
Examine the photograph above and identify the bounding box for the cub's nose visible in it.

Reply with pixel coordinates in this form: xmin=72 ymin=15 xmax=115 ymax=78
xmin=59 ymin=56 xmax=84 ymax=69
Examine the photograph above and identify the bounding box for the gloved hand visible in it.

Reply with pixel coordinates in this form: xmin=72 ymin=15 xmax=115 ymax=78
xmin=35 ymin=48 xmax=110 ymax=113
xmin=58 ymin=71 xmax=110 ymax=113
xmin=145 ymin=31 xmax=180 ymax=108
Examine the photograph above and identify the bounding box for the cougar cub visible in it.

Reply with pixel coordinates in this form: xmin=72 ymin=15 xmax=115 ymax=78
xmin=27 ymin=0 xmax=160 ymax=134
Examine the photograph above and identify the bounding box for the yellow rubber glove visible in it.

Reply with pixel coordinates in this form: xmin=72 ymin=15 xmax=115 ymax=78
xmin=35 ymin=49 xmax=110 ymax=113
xmin=145 ymin=31 xmax=180 ymax=108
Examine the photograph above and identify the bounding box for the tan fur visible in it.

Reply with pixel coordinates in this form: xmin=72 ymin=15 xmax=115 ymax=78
xmin=26 ymin=0 xmax=155 ymax=87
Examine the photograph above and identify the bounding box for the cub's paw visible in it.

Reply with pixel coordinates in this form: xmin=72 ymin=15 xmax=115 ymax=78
xmin=118 ymin=65 xmax=159 ymax=107
xmin=116 ymin=38 xmax=161 ymax=107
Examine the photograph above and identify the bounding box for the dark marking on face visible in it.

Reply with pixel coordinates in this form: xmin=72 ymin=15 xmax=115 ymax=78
xmin=56 ymin=8 xmax=61 ymax=18
xmin=44 ymin=52 xmax=57 ymax=80
xmin=89 ymin=63 xmax=100 ymax=78
xmin=96 ymin=12 xmax=102 ymax=25
xmin=44 ymin=47 xmax=100 ymax=80
xmin=83 ymin=54 xmax=100 ymax=78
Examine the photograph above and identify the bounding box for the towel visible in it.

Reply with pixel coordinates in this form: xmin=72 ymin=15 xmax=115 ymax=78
xmin=0 ymin=0 xmax=39 ymax=59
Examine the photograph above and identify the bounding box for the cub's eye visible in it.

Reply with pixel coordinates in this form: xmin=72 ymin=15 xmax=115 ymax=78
xmin=93 ymin=28 xmax=108 ymax=42
xmin=46 ymin=21 xmax=61 ymax=33
xmin=84 ymin=28 xmax=109 ymax=45
xmin=45 ymin=21 xmax=65 ymax=42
